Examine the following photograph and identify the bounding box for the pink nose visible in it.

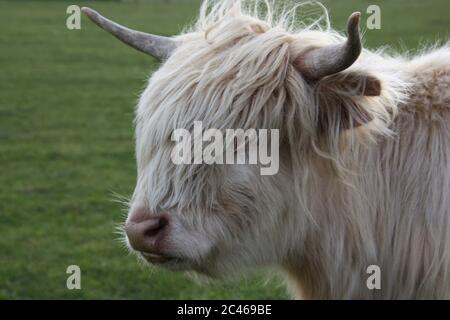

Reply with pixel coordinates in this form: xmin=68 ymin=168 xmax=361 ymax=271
xmin=125 ymin=212 xmax=169 ymax=253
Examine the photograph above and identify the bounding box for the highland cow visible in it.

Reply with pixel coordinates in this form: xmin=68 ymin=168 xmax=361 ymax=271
xmin=83 ymin=1 xmax=450 ymax=299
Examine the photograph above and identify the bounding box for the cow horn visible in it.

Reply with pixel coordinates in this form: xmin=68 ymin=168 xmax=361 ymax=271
xmin=81 ymin=7 xmax=177 ymax=61
xmin=294 ymin=12 xmax=362 ymax=80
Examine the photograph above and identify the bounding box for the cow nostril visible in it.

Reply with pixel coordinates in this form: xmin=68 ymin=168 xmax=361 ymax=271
xmin=125 ymin=214 xmax=169 ymax=253
xmin=144 ymin=216 xmax=168 ymax=238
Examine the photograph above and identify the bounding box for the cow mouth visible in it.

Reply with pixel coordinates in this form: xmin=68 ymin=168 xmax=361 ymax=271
xmin=141 ymin=252 xmax=179 ymax=264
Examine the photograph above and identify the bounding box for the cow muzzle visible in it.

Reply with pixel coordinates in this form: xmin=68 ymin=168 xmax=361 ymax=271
xmin=125 ymin=210 xmax=174 ymax=264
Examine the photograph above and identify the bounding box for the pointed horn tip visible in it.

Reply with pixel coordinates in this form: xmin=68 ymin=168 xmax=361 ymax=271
xmin=346 ymin=12 xmax=361 ymax=41
xmin=350 ymin=12 xmax=362 ymax=20
xmin=81 ymin=7 xmax=99 ymax=20
xmin=348 ymin=12 xmax=361 ymax=29
xmin=81 ymin=7 xmax=95 ymax=15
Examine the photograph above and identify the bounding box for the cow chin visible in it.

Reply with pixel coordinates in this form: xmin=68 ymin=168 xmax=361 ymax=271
xmin=131 ymin=224 xmax=259 ymax=279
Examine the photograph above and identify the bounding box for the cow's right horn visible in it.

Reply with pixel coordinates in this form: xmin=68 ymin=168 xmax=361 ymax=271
xmin=82 ymin=7 xmax=177 ymax=61
xmin=294 ymin=12 xmax=362 ymax=80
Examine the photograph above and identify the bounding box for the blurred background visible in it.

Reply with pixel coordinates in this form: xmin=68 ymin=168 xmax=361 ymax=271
xmin=0 ymin=0 xmax=448 ymax=299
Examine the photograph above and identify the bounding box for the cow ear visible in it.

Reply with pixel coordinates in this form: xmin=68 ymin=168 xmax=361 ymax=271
xmin=315 ymin=72 xmax=381 ymax=130
xmin=318 ymin=72 xmax=381 ymax=97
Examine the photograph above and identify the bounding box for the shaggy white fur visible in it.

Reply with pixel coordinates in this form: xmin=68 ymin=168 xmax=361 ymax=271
xmin=129 ymin=0 xmax=450 ymax=299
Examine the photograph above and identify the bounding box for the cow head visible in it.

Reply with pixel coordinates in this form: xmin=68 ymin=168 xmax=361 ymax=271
xmin=83 ymin=1 xmax=389 ymax=278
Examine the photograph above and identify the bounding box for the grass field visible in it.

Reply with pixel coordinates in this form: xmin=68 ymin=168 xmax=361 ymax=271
xmin=0 ymin=0 xmax=448 ymax=299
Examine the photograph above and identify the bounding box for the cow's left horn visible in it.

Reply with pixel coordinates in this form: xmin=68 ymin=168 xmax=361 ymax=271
xmin=294 ymin=12 xmax=362 ymax=80
xmin=82 ymin=7 xmax=177 ymax=61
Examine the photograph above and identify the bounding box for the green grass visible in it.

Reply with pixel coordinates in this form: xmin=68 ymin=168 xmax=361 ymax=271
xmin=0 ymin=0 xmax=448 ymax=299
